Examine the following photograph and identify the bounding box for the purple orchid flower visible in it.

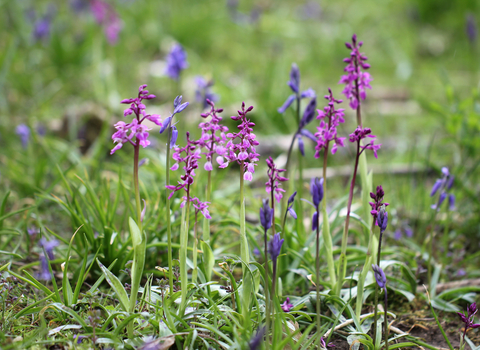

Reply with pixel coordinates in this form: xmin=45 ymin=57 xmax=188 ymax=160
xmin=197 ymin=100 xmax=229 ymax=171
xmin=339 ymin=34 xmax=372 ymax=110
xmin=220 ymin=102 xmax=259 ymax=181
xmin=315 ymin=88 xmax=346 ymax=157
xmin=281 ymin=297 xmax=294 ymax=312
xmin=457 ymin=302 xmax=480 ymax=343
xmin=111 ymin=85 xmax=161 ymax=154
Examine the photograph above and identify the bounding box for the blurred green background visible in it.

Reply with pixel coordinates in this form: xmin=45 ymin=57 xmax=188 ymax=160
xmin=1 ymin=0 xmax=480 ymax=254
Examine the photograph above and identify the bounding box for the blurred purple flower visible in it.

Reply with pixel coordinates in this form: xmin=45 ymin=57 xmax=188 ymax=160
xmin=195 ymin=77 xmax=218 ymax=109
xmin=466 ymin=14 xmax=477 ymax=43
xmin=165 ymin=44 xmax=188 ymax=81
xmin=430 ymin=167 xmax=455 ymax=211
xmin=457 ymin=268 xmax=466 ymax=277
xmin=16 ymin=124 xmax=31 ymax=149
xmin=253 ymin=247 xmax=261 ymax=256
xmin=249 ymin=326 xmax=265 ymax=350
xmin=404 ymin=226 xmax=413 ymax=238
xmin=38 ymin=255 xmax=51 ymax=281
xmin=281 ymin=297 xmax=293 ymax=312
xmin=39 ymin=237 xmax=59 ymax=260
xmin=70 ymin=0 xmax=89 ymax=12
xmin=90 ymin=0 xmax=122 ymax=45
xmin=393 ymin=229 xmax=402 ymax=241
xmin=339 ymin=34 xmax=372 ymax=110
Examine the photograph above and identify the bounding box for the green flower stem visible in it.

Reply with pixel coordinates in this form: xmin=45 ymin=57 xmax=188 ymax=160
xmin=166 ymin=125 xmax=174 ymax=296
xmin=322 ymin=131 xmax=337 ymax=287
xmin=203 ymin=170 xmax=212 ymax=242
xmin=336 ymin=140 xmax=361 ymax=295
xmin=270 ymin=181 xmax=276 ymax=236
xmin=264 ymin=227 xmax=270 ymax=350
xmin=239 ymin=161 xmax=249 ymax=266
xmin=442 ymin=210 xmax=451 ymax=264
xmin=271 ymin=260 xmax=278 ymax=342
xmin=133 ymin=143 xmax=142 ymax=233
xmin=239 ymin=161 xmax=252 ymax=332
xmin=179 ymin=195 xmax=191 ymax=315
xmin=373 ymin=283 xmax=380 ymax=348
xmin=192 ymin=211 xmax=199 ymax=284
xmin=356 ymin=221 xmax=376 ymax=319
xmin=373 ymin=226 xmax=386 ymax=345
xmin=384 ymin=288 xmax=389 ymax=350
xmin=296 ymin=148 xmax=304 ymax=242
xmin=128 ymin=142 xmax=145 ymax=338
xmin=281 ymin=134 xmax=296 ymax=217
xmin=427 ymin=209 xmax=439 ymax=291
xmin=315 ymin=204 xmax=322 ymax=343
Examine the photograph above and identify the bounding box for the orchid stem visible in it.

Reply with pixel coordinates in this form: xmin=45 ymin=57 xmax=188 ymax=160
xmin=166 ymin=122 xmax=174 ymax=296
xmin=337 ymin=140 xmax=361 ymax=295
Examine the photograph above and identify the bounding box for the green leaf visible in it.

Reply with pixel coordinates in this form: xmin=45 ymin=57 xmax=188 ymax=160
xmin=129 ymin=217 xmax=142 ymax=247
xmin=200 ymin=240 xmax=214 ymax=282
xmin=431 ymin=297 xmax=460 ymax=312
xmin=96 ymin=259 xmax=129 ymax=312
xmin=0 ymin=250 xmax=22 ymax=258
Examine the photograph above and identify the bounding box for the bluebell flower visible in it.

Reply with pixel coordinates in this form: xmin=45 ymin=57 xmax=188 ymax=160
xmin=278 ymin=63 xmax=317 ymax=157
xmin=310 ymin=177 xmax=324 ymax=207
xmin=268 ymin=233 xmax=284 ymax=262
xmin=311 ymin=211 xmax=318 ymax=231
xmin=430 ymin=167 xmax=455 ymax=211
xmin=165 ymin=44 xmax=188 ymax=81
xmin=376 ymin=205 xmax=388 ymax=234
xmin=16 ymin=124 xmax=30 ymax=149
xmin=170 ymin=126 xmax=178 ymax=149
xmin=372 ymin=264 xmax=386 ymax=289
xmin=259 ymin=199 xmax=273 ymax=230
xmin=249 ymin=326 xmax=265 ymax=350
xmin=195 ymin=76 xmax=218 ymax=109
xmin=39 ymin=237 xmax=59 ymax=260
xmin=287 ymin=191 xmax=297 ymax=219
xmin=38 ymin=255 xmax=51 ymax=281
xmin=160 ymin=96 xmax=189 ymax=150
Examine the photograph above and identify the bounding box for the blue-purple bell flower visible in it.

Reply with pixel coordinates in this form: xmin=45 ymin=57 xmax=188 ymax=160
xmin=310 ymin=177 xmax=324 ymax=207
xmin=376 ymin=205 xmax=388 ymax=233
xmin=260 ymin=199 xmax=273 ymax=230
xmin=268 ymin=233 xmax=284 ymax=262
xmin=372 ymin=264 xmax=386 ymax=289
xmin=287 ymin=191 xmax=297 ymax=219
